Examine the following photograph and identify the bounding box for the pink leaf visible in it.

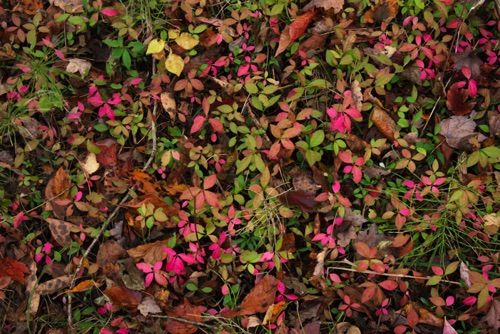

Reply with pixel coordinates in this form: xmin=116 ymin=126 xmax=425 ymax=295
xmin=339 ymin=151 xmax=353 ymax=164
xmin=443 ymin=319 xmax=458 ymax=334
xmin=431 ymin=266 xmax=444 ymax=276
xmin=204 ymin=174 xmax=217 ymax=190
xmin=379 ymin=280 xmax=398 ymax=291
xmin=209 ymin=118 xmax=225 ymax=133
xmin=190 ymin=115 xmax=206 ymax=134
xmin=13 ymin=212 xmax=28 ymax=229
xmin=101 ymin=8 xmax=119 ymax=17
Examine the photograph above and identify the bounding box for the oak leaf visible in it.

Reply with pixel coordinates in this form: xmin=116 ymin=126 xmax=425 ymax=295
xmin=138 ymin=297 xmax=162 ymax=317
xmin=311 ymin=0 xmax=344 ymax=13
xmin=439 ymin=116 xmax=486 ymax=149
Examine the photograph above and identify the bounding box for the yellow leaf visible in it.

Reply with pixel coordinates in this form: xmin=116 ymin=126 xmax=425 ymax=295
xmin=168 ymin=29 xmax=180 ymax=40
xmin=165 ymin=52 xmax=184 ymax=76
xmin=146 ymin=39 xmax=166 ymax=55
xmin=175 ymin=32 xmax=199 ymax=50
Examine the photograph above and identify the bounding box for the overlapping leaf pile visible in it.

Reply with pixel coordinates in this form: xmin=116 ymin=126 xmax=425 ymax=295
xmin=0 ymin=0 xmax=499 ymax=333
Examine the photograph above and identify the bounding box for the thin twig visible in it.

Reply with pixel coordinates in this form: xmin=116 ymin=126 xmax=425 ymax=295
xmin=328 ymin=259 xmax=461 ymax=286
xmin=67 ymin=62 xmax=159 ymax=332
xmin=149 ymin=314 xmax=219 ymax=330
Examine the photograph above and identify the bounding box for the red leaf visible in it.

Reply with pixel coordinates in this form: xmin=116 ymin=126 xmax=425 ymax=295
xmin=275 ymin=10 xmax=316 ymax=56
xmin=0 ymin=257 xmax=30 ymax=284
xmin=190 ymin=115 xmax=206 ymax=134
xmin=446 ymin=82 xmax=473 ymax=116
xmin=209 ymin=118 xmax=225 ymax=133
xmin=279 ymin=190 xmax=319 ymax=213
xmin=203 ymin=174 xmax=217 ymax=190
xmin=101 ymin=8 xmax=119 ymax=17
xmin=379 ymin=280 xmax=398 ymax=291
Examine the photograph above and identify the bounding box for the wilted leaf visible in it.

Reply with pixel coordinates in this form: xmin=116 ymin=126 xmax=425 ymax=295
xmin=138 ymin=297 xmax=162 ymax=316
xmin=262 ymin=301 xmax=286 ymax=325
xmin=484 ymin=213 xmax=500 ymax=235
xmin=451 ymin=50 xmax=482 ymax=79
xmin=175 ymin=32 xmax=199 ymax=50
xmin=103 ymin=286 xmax=141 ymax=308
xmin=64 ymin=280 xmax=99 ymax=295
xmin=45 ymin=167 xmax=71 ymax=205
xmin=166 ymin=298 xmax=203 ymax=334
xmin=351 ymin=80 xmax=363 ymax=112
xmin=95 ymin=138 xmax=118 ymax=167
xmin=66 ymin=58 xmax=91 ymax=78
xmin=446 ymin=82 xmax=474 ymax=116
xmin=460 ymin=262 xmax=471 ymax=288
xmin=80 ymin=152 xmax=100 ymax=175
xmin=309 ymin=0 xmax=344 ymax=13
xmin=275 ymin=10 xmax=316 ymax=57
xmin=161 ymin=92 xmax=177 ymax=123
xmin=370 ymin=106 xmax=398 ymax=141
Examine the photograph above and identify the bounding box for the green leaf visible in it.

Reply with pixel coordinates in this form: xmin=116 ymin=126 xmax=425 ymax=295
xmin=245 ymin=82 xmax=258 ymax=94
xmin=309 ymin=130 xmax=325 ymax=148
xmin=186 ymin=283 xmax=198 ymax=291
xmin=94 ymin=124 xmax=108 ymax=132
xmin=426 ymin=275 xmax=442 ymax=286
xmin=236 ymin=155 xmax=252 ymax=174
xmin=340 ymin=54 xmax=353 ymax=65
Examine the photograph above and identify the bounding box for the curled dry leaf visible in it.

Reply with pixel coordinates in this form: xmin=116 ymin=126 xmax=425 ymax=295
xmin=66 ymin=58 xmax=91 ymax=78
xmin=262 ymin=301 xmax=286 ymax=325
xmin=370 ymin=106 xmax=398 ymax=141
xmin=103 ymin=286 xmax=142 ymax=308
xmin=138 ymin=297 xmax=162 ymax=317
xmin=351 ymin=80 xmax=363 ymax=112
xmin=127 ymin=239 xmax=170 ymax=264
xmin=80 ymin=152 xmax=100 ymax=175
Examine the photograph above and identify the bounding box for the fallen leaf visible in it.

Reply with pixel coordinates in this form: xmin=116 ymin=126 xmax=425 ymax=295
xmin=446 ymin=82 xmax=474 ymax=116
xmin=262 ymin=301 xmax=286 ymax=325
xmin=51 ymin=0 xmax=84 ymax=13
xmin=166 ymin=298 xmax=203 ymax=334
xmin=439 ymin=116 xmax=486 ymax=149
xmin=483 ymin=214 xmax=500 ymax=235
xmin=275 ymin=10 xmax=316 ymax=57
xmin=66 ymin=58 xmax=91 ymax=78
xmin=0 ymin=257 xmax=30 ymax=284
xmin=15 ymin=0 xmax=43 ymax=15
xmin=64 ymin=280 xmax=99 ymax=294
xmin=289 ymin=167 xmax=320 ymax=195
xmin=95 ymin=138 xmax=118 ymax=168
xmin=45 ymin=218 xmax=75 ymax=246
xmin=127 ymin=240 xmax=170 ymax=264
xmin=161 ymin=92 xmax=177 ymax=124
xmin=166 ymin=52 xmax=184 ymax=76
xmin=45 ymin=167 xmax=71 ymax=206
xmin=370 ymin=106 xmax=398 ymax=141
xmin=364 ymin=0 xmax=399 ymax=24
xmin=484 ymin=298 xmax=500 ymax=330
xmin=279 ymin=190 xmax=320 ymax=213
xmin=138 ymin=297 xmax=162 ymax=316
xmin=310 ymin=0 xmax=344 ymax=13
xmin=351 ymin=80 xmax=363 ymax=112
xmin=443 ymin=318 xmax=459 ymax=334
xmin=35 ymin=275 xmax=73 ymax=295
xmin=146 ymin=38 xmax=166 ymax=55
xmin=97 ymin=240 xmax=125 ymax=268
xmin=451 ymin=50 xmax=483 ymax=79
xmin=221 ymin=275 xmax=279 ymax=317
xmin=80 ymin=152 xmax=100 ymax=175
xmin=103 ymin=286 xmax=142 ymax=308
xmin=127 ymin=170 xmax=163 ymax=195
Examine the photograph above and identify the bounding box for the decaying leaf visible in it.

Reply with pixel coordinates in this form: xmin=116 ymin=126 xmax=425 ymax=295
xmin=45 ymin=218 xmax=75 ymax=246
xmin=64 ymin=280 xmax=100 ymax=295
xmin=138 ymin=297 xmax=162 ymax=317
xmin=311 ymin=0 xmax=344 ymax=13
xmin=484 ymin=298 xmax=500 ymax=330
xmin=351 ymin=80 xmax=363 ymax=112
xmin=103 ymin=286 xmax=142 ymax=308
xmin=370 ymin=106 xmax=398 ymax=141
xmin=451 ymin=50 xmax=483 ymax=79
xmin=262 ymin=301 xmax=286 ymax=325
xmin=66 ymin=58 xmax=91 ymax=78
xmin=95 ymin=138 xmax=118 ymax=168
xmin=439 ymin=116 xmax=486 ymax=149
xmin=80 ymin=152 xmax=100 ymax=175
xmin=45 ymin=167 xmax=71 ymax=205
xmin=166 ymin=298 xmax=203 ymax=334
xmin=161 ymin=92 xmax=177 ymax=124
xmin=35 ymin=275 xmax=72 ymax=295
xmin=483 ymin=213 xmax=500 ymax=235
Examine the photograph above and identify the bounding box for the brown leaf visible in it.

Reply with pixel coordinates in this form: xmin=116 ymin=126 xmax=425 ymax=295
xmin=64 ymin=280 xmax=99 ymax=294
xmin=262 ymin=301 xmax=286 ymax=325
xmin=275 ymin=10 xmax=316 ymax=57
xmin=103 ymin=286 xmax=142 ymax=308
xmin=311 ymin=0 xmax=344 ymax=13
xmin=35 ymin=275 xmax=72 ymax=295
xmin=439 ymin=116 xmax=486 ymax=149
xmin=166 ymin=298 xmax=203 ymax=334
xmin=95 ymin=138 xmax=118 ymax=168
xmin=221 ymin=275 xmax=279 ymax=317
xmin=0 ymin=257 xmax=30 ymax=284
xmin=298 ymin=32 xmax=327 ymax=53
xmin=97 ymin=240 xmax=125 ymax=268
xmin=127 ymin=240 xmax=170 ymax=265
xmin=351 ymin=80 xmax=363 ymax=112
xmin=446 ymin=82 xmax=474 ymax=116
xmin=364 ymin=0 xmax=399 ymax=24
xmin=289 ymin=167 xmax=320 ymax=195
xmin=452 ymin=50 xmax=483 ymax=79
xmin=138 ymin=297 xmax=162 ymax=317
xmin=45 ymin=167 xmax=71 ymax=218
xmin=370 ymin=106 xmax=398 ymax=141
xmin=15 ymin=0 xmax=43 ymax=15
xmin=45 ymin=218 xmax=75 ymax=246
xmin=127 ymin=170 xmax=163 ymax=195
xmin=161 ymin=92 xmax=177 ymax=125
xmin=484 ymin=298 xmax=500 ymax=329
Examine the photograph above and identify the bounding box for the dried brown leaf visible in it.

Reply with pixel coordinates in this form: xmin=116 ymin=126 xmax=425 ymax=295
xmin=45 ymin=218 xmax=75 ymax=246
xmin=275 ymin=10 xmax=316 ymax=57
xmin=35 ymin=275 xmax=72 ymax=295
xmin=484 ymin=298 xmax=500 ymax=329
xmin=446 ymin=82 xmax=474 ymax=116
xmin=370 ymin=106 xmax=398 ymax=141
xmin=439 ymin=116 xmax=486 ymax=149
xmin=127 ymin=240 xmax=170 ymax=264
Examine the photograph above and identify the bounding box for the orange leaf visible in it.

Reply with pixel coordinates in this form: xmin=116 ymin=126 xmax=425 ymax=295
xmin=364 ymin=0 xmax=399 ymax=24
xmin=128 ymin=170 xmax=163 ymax=195
xmin=370 ymin=106 xmax=397 ymax=141
xmin=275 ymin=10 xmax=316 ymax=56
xmin=166 ymin=298 xmax=203 ymax=334
xmin=262 ymin=301 xmax=286 ymax=325
xmin=64 ymin=280 xmax=100 ymax=294
xmin=103 ymin=286 xmax=141 ymax=308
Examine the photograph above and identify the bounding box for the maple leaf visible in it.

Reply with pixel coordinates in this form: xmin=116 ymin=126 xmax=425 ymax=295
xmin=0 ymin=257 xmax=30 ymax=284
xmin=275 ymin=10 xmax=316 ymax=57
